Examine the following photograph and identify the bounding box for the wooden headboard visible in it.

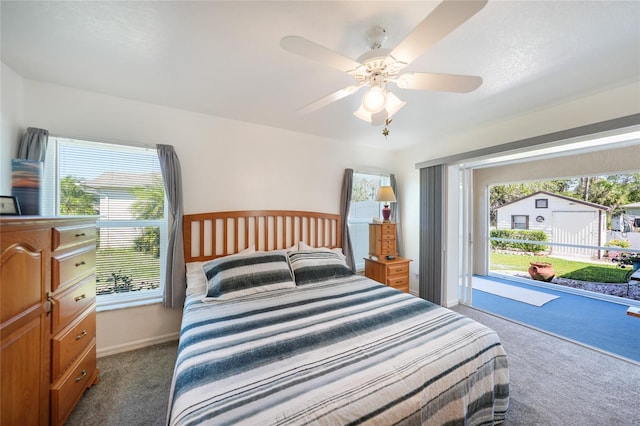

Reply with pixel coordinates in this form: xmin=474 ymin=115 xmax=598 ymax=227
xmin=183 ymin=210 xmax=342 ymax=263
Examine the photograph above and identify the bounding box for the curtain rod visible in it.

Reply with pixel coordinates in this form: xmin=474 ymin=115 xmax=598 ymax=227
xmin=49 ymin=133 xmax=157 ymax=150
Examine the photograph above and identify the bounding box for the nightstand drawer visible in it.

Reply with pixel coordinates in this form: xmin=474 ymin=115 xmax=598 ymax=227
xmin=387 ymin=275 xmax=408 ymax=289
xmin=52 ymin=277 xmax=96 ymax=334
xmin=52 ymin=308 xmax=96 ymax=381
xmin=364 ymin=257 xmax=411 ymax=294
xmin=387 ymin=262 xmax=409 ymax=277
xmin=52 ymin=246 xmax=95 ymax=292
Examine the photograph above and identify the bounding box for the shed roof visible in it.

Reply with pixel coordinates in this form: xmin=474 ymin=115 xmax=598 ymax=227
xmin=494 ymin=190 xmax=610 ymax=211
xmin=86 ymin=172 xmax=162 ymax=189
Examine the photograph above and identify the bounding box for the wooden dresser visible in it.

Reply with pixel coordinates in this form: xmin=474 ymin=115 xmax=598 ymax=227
xmin=365 ymin=223 xmax=411 ymax=293
xmin=368 ymin=223 xmax=398 ymax=258
xmin=1 ymin=216 xmax=99 ymax=425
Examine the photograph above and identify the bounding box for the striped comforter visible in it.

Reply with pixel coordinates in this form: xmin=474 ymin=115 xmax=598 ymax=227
xmin=167 ymin=275 xmax=509 ymax=425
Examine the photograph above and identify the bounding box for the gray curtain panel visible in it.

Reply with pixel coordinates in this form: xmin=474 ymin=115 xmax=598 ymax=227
xmin=390 ymin=174 xmax=402 ymax=257
xmin=17 ymin=127 xmax=48 ymax=161
xmin=419 ymin=164 xmax=445 ymax=304
xmin=156 ymin=144 xmax=186 ymax=309
xmin=340 ymin=168 xmax=356 ymax=272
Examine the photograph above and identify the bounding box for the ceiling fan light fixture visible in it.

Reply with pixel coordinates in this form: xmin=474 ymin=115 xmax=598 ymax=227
xmin=353 ymin=90 xmax=406 ymax=125
xmin=361 ymin=86 xmax=387 ymax=113
xmin=385 ymin=92 xmax=406 ymax=118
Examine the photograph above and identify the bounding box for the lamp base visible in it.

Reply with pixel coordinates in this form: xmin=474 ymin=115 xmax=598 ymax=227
xmin=381 ymin=204 xmax=391 ymax=223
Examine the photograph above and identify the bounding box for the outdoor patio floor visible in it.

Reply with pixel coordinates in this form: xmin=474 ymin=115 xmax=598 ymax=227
xmin=470 ymin=274 xmax=640 ymax=363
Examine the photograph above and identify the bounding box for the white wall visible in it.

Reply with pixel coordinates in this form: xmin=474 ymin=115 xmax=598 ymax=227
xmin=17 ymin=79 xmax=397 ymax=355
xmin=396 ymin=81 xmax=640 ymax=300
xmin=0 ymin=62 xmax=24 ymax=194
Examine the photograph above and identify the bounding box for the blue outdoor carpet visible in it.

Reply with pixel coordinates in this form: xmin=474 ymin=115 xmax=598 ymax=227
xmin=471 ymin=275 xmax=640 ymax=363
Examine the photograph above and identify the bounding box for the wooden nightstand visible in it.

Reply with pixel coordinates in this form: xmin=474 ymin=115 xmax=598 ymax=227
xmin=364 ymin=257 xmax=412 ymax=293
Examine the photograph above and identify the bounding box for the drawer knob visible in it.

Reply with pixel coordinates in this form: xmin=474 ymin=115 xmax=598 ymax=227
xmin=75 ymin=260 xmax=86 ymax=267
xmin=75 ymin=369 xmax=87 ymax=383
xmin=74 ymin=294 xmax=87 ymax=302
xmin=76 ymin=329 xmax=88 ymax=340
xmin=75 ymin=232 xmax=86 ymax=237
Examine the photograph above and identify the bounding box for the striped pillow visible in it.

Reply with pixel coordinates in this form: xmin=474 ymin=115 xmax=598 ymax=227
xmin=203 ymin=250 xmax=295 ymax=300
xmin=288 ymin=250 xmax=354 ymax=285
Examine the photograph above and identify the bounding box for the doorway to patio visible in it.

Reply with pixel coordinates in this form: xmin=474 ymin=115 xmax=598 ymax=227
xmin=453 ymin=125 xmax=640 ymax=363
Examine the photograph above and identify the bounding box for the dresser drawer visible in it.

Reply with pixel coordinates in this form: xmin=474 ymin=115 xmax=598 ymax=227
xmin=51 ymin=341 xmax=97 ymax=426
xmin=52 ymin=245 xmax=95 ymax=292
xmin=52 ymin=308 xmax=96 ymax=381
xmin=386 ymin=262 xmax=409 ymax=277
xmin=52 ymin=277 xmax=96 ymax=334
xmin=380 ymin=225 xmax=395 ymax=236
xmin=380 ymin=244 xmax=396 ymax=255
xmin=52 ymin=224 xmax=96 ymax=251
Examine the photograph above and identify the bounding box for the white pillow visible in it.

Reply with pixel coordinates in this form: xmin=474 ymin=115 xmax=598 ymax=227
xmin=185 ymin=261 xmax=207 ymax=296
xmin=298 ymin=241 xmax=346 ymax=261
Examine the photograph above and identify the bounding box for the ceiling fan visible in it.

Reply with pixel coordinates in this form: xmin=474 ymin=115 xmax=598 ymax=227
xmin=280 ymin=0 xmax=487 ymax=126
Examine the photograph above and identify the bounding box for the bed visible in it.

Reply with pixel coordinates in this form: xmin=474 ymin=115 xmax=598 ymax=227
xmin=167 ymin=210 xmax=509 ymax=425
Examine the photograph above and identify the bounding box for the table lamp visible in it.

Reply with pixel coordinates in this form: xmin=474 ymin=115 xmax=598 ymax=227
xmin=375 ymin=186 xmax=396 ymax=223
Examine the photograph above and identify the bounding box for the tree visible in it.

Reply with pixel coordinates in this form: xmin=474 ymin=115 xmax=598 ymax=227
xmin=130 ymin=178 xmax=164 ymax=258
xmin=351 ymin=176 xmax=380 ymax=202
xmin=130 ymin=178 xmax=164 ymax=220
xmin=489 ymin=180 xmax=570 ymax=225
xmin=490 ymin=173 xmax=640 ymax=227
xmin=60 ymin=176 xmax=97 ymax=215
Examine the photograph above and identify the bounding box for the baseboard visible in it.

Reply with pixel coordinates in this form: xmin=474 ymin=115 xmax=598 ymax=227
xmin=97 ymin=332 xmax=179 ymax=358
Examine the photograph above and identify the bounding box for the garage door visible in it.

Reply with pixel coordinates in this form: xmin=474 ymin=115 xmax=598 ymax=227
xmin=551 ymin=211 xmax=599 ymax=259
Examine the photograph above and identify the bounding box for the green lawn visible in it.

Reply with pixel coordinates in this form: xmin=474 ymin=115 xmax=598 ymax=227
xmin=490 ymin=252 xmax=631 ymax=283
xmin=96 ymin=248 xmax=160 ymax=293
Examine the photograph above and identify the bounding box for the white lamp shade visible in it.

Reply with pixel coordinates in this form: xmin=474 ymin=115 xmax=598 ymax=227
xmin=385 ymin=92 xmax=406 ymax=118
xmin=361 ymin=86 xmax=387 ymax=113
xmin=353 ymin=91 xmax=406 ymax=125
xmin=375 ymin=186 xmax=396 ymax=203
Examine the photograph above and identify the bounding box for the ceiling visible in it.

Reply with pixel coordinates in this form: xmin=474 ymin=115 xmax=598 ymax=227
xmin=2 ymin=1 xmax=639 ymax=151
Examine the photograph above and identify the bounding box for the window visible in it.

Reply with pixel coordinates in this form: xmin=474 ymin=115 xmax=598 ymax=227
xmin=511 ymin=215 xmax=529 ymax=230
xmin=43 ymin=137 xmax=167 ymax=308
xmin=348 ymin=172 xmax=390 ymax=271
xmin=535 ymin=198 xmax=548 ymax=208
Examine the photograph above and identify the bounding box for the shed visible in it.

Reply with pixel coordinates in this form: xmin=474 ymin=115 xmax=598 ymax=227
xmin=621 ymin=201 xmax=640 ymax=217
xmin=495 ymin=191 xmax=609 ymax=259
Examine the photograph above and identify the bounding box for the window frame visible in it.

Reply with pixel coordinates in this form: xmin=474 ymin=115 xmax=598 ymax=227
xmin=348 ymin=172 xmax=391 ymax=271
xmin=43 ymin=137 xmax=168 ymax=310
xmin=535 ymin=198 xmax=549 ymax=208
xmin=511 ymin=215 xmax=529 ymax=230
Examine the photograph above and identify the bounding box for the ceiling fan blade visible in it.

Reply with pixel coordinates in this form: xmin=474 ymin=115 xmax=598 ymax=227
xmin=297 ymin=85 xmax=362 ymax=115
xmin=389 ymin=0 xmax=488 ymax=66
xmin=395 ymin=72 xmax=482 ymax=93
xmin=281 ymin=36 xmax=362 ymax=73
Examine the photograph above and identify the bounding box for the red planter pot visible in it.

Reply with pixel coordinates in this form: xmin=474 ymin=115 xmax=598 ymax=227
xmin=528 ymin=262 xmax=555 ymax=282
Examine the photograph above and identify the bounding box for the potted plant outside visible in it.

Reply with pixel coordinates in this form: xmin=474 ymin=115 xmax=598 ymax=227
xmin=528 ymin=262 xmax=555 ymax=282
